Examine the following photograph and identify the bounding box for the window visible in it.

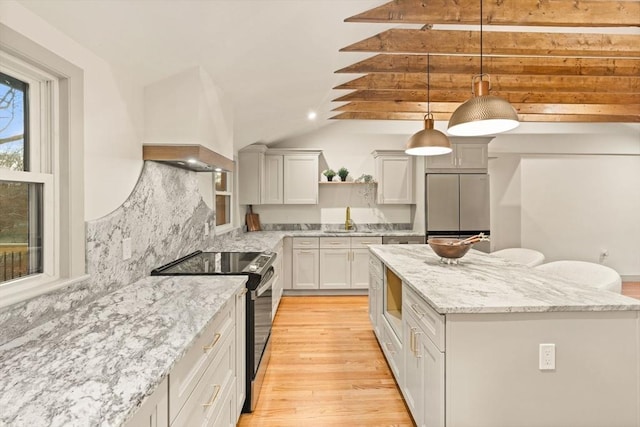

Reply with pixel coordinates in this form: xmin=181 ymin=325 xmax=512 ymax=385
xmin=214 ymin=170 xmax=233 ymax=231
xmin=0 ymin=65 xmax=54 ymax=287
xmin=0 ymin=24 xmax=85 ymax=307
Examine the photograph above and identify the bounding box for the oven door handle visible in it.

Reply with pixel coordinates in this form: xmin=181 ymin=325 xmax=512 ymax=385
xmin=254 ymin=266 xmax=275 ymax=298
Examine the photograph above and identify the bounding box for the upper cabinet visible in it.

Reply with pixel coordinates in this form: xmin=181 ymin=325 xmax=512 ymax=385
xmin=425 ymin=139 xmax=491 ymax=173
xmin=239 ymin=145 xmax=320 ymax=205
xmin=373 ymin=150 xmax=415 ymax=204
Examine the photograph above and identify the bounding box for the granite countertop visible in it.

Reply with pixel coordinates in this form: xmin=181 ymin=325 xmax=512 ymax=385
xmin=207 ymin=229 xmax=424 ymax=252
xmin=370 ymin=244 xmax=640 ymax=314
xmin=0 ymin=275 xmax=247 ymax=427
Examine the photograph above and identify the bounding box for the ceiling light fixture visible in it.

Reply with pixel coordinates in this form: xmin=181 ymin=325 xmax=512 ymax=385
xmin=405 ymin=54 xmax=452 ymax=156
xmin=447 ymin=0 xmax=519 ymax=136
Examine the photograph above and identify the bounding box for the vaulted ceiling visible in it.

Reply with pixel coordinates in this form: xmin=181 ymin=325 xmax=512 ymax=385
xmin=332 ymin=0 xmax=640 ymax=124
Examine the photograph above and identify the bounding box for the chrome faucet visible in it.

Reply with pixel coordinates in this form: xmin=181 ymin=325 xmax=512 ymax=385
xmin=345 ymin=206 xmax=353 ymax=230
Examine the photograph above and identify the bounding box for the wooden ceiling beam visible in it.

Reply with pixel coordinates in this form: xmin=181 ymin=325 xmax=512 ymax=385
xmin=331 ymin=111 xmax=640 ymax=123
xmin=333 ymin=101 xmax=640 ymax=116
xmin=340 ymin=29 xmax=640 ymax=58
xmin=335 ymin=54 xmax=640 ymax=77
xmin=333 ymin=90 xmax=640 ymax=105
xmin=345 ymin=0 xmax=640 ymax=27
xmin=335 ymin=73 xmax=640 ymax=93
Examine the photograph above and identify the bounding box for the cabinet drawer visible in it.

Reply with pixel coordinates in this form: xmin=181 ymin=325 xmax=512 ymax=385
xmin=292 ymin=237 xmax=319 ymax=249
xmin=381 ymin=315 xmax=403 ymax=382
xmin=351 ymin=236 xmax=382 ymax=248
xmin=369 ymin=255 xmax=383 ymax=279
xmin=320 ymin=237 xmax=350 ymax=249
xmin=172 ymin=331 xmax=235 ymax=427
xmin=169 ymin=300 xmax=234 ymax=423
xmin=403 ymin=285 xmax=445 ymax=351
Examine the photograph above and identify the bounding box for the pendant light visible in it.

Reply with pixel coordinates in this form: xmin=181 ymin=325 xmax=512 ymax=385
xmin=447 ymin=0 xmax=519 ymax=136
xmin=405 ymin=54 xmax=452 ymax=156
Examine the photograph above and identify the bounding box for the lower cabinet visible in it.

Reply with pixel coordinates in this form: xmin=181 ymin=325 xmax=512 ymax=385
xmin=319 ymin=237 xmax=383 ymax=290
xmin=368 ymin=255 xmax=384 ymax=339
xmin=125 ymin=377 xmax=169 ymax=427
xmin=292 ymin=237 xmax=320 ymax=289
xmin=403 ymin=308 xmax=445 ymax=427
xmin=126 ymin=287 xmax=246 ymax=427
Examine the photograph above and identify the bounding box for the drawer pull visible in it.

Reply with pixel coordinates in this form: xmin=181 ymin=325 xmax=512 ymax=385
xmin=414 ymin=331 xmax=423 ymax=359
xmin=410 ymin=303 xmax=425 ymax=318
xmin=385 ymin=342 xmax=396 ymax=355
xmin=203 ymin=333 xmax=221 ymax=351
xmin=202 ymin=384 xmax=221 ymax=407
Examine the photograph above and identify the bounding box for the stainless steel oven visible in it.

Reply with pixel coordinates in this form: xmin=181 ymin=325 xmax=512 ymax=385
xmin=151 ymin=250 xmax=276 ymax=413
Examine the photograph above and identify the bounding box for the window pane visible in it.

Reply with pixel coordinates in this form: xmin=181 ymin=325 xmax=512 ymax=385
xmin=0 ymin=72 xmax=28 ymax=172
xmin=0 ymin=181 xmax=42 ymax=283
xmin=215 ymin=171 xmax=228 ymax=192
xmin=215 ymin=194 xmax=231 ymax=226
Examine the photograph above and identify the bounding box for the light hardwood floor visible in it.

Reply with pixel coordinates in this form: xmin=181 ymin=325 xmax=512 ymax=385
xmin=622 ymin=282 xmax=640 ymax=299
xmin=238 ymin=296 xmax=414 ymax=427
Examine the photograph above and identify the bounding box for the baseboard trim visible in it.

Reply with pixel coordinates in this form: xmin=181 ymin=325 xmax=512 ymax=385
xmin=621 ymin=275 xmax=640 ymax=282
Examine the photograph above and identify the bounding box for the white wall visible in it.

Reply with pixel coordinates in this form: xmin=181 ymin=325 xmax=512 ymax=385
xmin=0 ymin=1 xmax=144 ymax=221
xmin=489 ymin=131 xmax=640 ymax=278
xmin=254 ymin=121 xmax=420 ymax=227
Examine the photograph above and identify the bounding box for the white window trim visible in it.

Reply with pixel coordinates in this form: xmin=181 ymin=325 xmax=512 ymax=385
xmin=0 ymin=24 xmax=87 ymax=308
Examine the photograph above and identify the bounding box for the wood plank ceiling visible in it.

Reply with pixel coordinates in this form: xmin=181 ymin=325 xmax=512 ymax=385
xmin=332 ymin=0 xmax=640 ymax=123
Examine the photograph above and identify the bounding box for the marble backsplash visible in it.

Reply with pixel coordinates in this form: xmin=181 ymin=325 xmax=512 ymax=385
xmin=0 ymin=162 xmax=222 ymax=345
xmin=260 ymin=223 xmax=412 ymax=231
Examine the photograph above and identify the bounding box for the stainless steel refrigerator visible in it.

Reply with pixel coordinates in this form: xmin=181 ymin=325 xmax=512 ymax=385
xmin=425 ymin=173 xmax=490 ymax=252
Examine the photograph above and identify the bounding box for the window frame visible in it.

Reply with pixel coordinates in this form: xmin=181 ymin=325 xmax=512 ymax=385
xmin=214 ymin=169 xmax=233 ymax=233
xmin=0 ymin=23 xmax=86 ymax=307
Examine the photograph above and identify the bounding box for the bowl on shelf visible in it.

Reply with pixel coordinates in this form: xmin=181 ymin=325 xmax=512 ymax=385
xmin=427 ymin=238 xmax=473 ymax=262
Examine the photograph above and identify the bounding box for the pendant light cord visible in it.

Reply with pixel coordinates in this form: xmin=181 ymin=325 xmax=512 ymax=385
xmin=426 ymin=53 xmax=431 ymax=116
xmin=480 ymin=0 xmax=483 ymax=76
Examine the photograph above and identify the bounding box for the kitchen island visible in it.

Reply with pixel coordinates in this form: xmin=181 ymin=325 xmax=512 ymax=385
xmin=369 ymin=244 xmax=640 ymax=427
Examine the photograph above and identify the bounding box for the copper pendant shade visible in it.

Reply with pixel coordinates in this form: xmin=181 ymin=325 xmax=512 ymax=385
xmin=448 ymin=76 xmax=519 ymax=136
xmin=447 ymin=0 xmax=519 ymax=137
xmin=406 ymin=113 xmax=452 ymax=156
xmin=405 ymin=54 xmax=452 ymax=156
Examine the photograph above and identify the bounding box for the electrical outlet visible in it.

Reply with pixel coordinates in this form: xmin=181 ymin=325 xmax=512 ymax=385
xmin=122 ymin=237 xmax=132 ymax=261
xmin=539 ymin=343 xmax=556 ymax=370
xmin=204 ymin=222 xmax=210 ymax=237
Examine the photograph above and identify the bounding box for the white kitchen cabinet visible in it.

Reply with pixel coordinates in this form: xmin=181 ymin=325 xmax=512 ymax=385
xmin=283 ymin=154 xmax=319 ymax=204
xmin=399 ymin=285 xmax=446 ymax=427
xmin=234 ymin=287 xmax=247 ymax=420
xmin=368 ymin=255 xmax=384 ymax=339
xmin=239 ymin=146 xmax=320 ymax=205
xmin=425 ymin=141 xmax=488 ymax=172
xmin=125 ymin=377 xmax=169 ymax=427
xmin=292 ymin=237 xmax=320 ymax=290
xmin=262 ymin=154 xmax=284 ymax=204
xmin=319 ymin=236 xmax=382 ymax=290
xmin=373 ymin=150 xmax=415 ymax=204
xmin=272 ymin=239 xmax=284 ymax=317
xmin=319 ymin=248 xmax=351 ymax=289
xmin=238 ymin=145 xmax=266 ymax=205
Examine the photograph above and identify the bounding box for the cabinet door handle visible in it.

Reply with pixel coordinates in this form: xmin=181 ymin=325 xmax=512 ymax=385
xmin=385 ymin=342 xmax=396 ymax=355
xmin=202 ymin=384 xmax=221 ymax=407
xmin=203 ymin=333 xmax=221 ymax=351
xmin=409 ymin=327 xmax=415 ymax=354
xmin=414 ymin=331 xmax=423 ymax=359
xmin=410 ymin=303 xmax=425 ymax=319
xmin=238 ymin=287 xmax=248 ymax=297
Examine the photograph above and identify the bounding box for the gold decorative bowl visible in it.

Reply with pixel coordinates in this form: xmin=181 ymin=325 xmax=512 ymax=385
xmin=427 ymin=238 xmax=473 ymax=260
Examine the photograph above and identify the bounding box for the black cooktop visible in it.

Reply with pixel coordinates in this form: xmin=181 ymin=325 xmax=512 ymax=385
xmin=151 ymin=251 xmax=273 ymax=276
